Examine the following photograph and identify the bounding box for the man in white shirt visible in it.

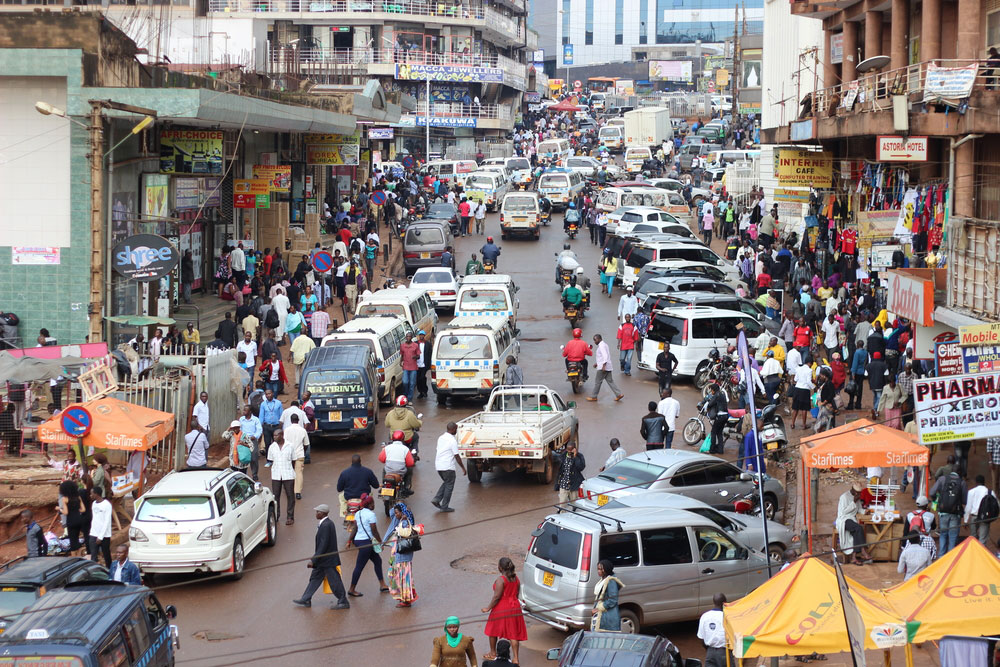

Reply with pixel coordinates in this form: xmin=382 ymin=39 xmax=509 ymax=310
xmin=791 ymin=362 xmax=815 ymax=429
xmin=821 ymin=313 xmax=841 ymax=357
xmin=785 ymin=346 xmax=802 ymax=377
xmin=284 ymin=414 xmax=310 ymax=501
xmin=267 ymin=429 xmax=298 ymax=525
xmin=185 ymin=427 xmax=210 ymax=468
xmin=236 ymin=331 xmax=258 ymax=369
xmin=281 ymin=401 xmax=308 ymax=431
xmin=697 ymin=593 xmax=729 ymax=667
xmin=230 ymin=243 xmax=246 ymax=287
xmin=965 ymin=475 xmax=996 ymax=544
xmin=760 ymin=351 xmax=784 ymax=405
xmin=88 ymin=488 xmax=113 ymax=567
xmin=656 ymin=388 xmax=681 ymax=448
xmin=617 ymin=287 xmax=639 ymax=322
xmin=432 ymin=422 xmax=466 ymax=513
xmin=897 ymin=533 xmax=932 ymax=581
xmin=599 ymin=438 xmax=627 ymax=472
xmin=192 ymin=392 xmax=210 ymax=432
xmin=588 ymin=334 xmax=624 ymax=403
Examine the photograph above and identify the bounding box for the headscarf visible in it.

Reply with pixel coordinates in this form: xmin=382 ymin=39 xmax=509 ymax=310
xmin=392 ymin=501 xmax=414 ymax=524
xmin=444 ymin=616 xmax=462 ymax=648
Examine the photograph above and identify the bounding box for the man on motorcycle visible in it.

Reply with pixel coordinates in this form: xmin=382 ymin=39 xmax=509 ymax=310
xmin=480 ymin=237 xmax=501 ymax=268
xmin=465 ymin=252 xmax=483 ymax=276
xmin=562 ymin=276 xmax=584 ymax=310
xmin=562 ymin=328 xmax=592 ymax=382
xmin=555 ymin=243 xmax=579 ymax=283
xmin=384 ymin=395 xmax=422 ymax=455
xmin=378 ymin=430 xmax=415 ymax=495
xmin=564 ymin=202 xmax=581 ymax=233
xmin=596 ymin=166 xmax=608 ymax=185
xmin=539 ymin=194 xmax=553 ymax=224
xmin=574 ymin=266 xmax=592 ymax=291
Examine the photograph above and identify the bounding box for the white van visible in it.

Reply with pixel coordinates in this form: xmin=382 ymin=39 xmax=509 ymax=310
xmin=431 ymin=316 xmax=519 ymax=403
xmin=321 ymin=315 xmax=413 ymax=405
xmin=598 ymin=126 xmax=624 ymax=151
xmin=590 ymin=92 xmax=606 ymax=110
xmin=455 ymin=274 xmax=519 ymax=328
xmin=637 ymin=306 xmax=764 ymax=377
xmin=605 ymin=117 xmax=625 ymax=130
xmin=597 ymin=186 xmax=675 ymax=213
xmin=499 ymin=192 xmax=541 ymax=239
xmin=424 ymin=159 xmax=479 ymax=185
xmin=624 ymin=146 xmax=652 ymax=173
xmin=536 ymin=169 xmax=584 ymax=210
xmin=463 ymin=171 xmax=510 ymax=212
xmin=482 ymin=156 xmax=533 ymax=188
xmin=537 ymin=138 xmax=572 ymax=162
xmin=354 ymin=286 xmax=438 ymax=339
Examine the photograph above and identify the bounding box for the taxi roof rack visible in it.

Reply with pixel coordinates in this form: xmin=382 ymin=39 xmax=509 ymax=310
xmin=554 ymin=503 xmax=623 ymax=533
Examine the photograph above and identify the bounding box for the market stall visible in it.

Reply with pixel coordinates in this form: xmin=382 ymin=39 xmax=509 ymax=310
xmin=799 ymin=419 xmax=930 ymax=554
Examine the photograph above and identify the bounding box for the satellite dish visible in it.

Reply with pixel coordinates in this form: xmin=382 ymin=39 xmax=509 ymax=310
xmin=857 ymin=55 xmax=891 ymax=73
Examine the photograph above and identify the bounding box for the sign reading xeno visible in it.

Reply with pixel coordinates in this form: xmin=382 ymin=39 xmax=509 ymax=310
xmin=112 ymin=234 xmax=179 ymax=281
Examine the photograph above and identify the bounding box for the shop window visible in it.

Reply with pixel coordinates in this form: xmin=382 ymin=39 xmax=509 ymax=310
xmin=988 ymin=10 xmax=1000 ymax=50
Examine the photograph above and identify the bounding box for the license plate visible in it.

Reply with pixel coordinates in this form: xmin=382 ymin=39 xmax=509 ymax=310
xmin=565 ymin=310 xmax=577 ymax=316
xmin=766 ymin=441 xmax=779 ymax=450
xmin=380 ymin=488 xmax=395 ymax=497
xmin=494 ymin=448 xmax=518 ymax=456
xmin=514 ymin=217 xmax=527 ymax=222
xmin=454 ymin=371 xmax=476 ymax=377
xmin=166 ymin=534 xmax=179 ymax=545
xmin=329 ymin=411 xmax=342 ymax=421
xmin=658 ymin=342 xmax=665 ymax=350
xmin=597 ymin=494 xmax=610 ymax=507
xmin=542 ymin=571 xmax=555 ymax=587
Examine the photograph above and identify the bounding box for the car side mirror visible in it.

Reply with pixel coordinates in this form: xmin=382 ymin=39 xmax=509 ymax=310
xmin=546 ymin=648 xmax=561 ymax=660
xmin=567 ymin=401 xmax=576 ymax=408
xmin=739 ymin=472 xmax=752 ymax=482
xmin=254 ymin=482 xmax=264 ymax=494
xmin=165 ymin=605 xmax=178 ymax=619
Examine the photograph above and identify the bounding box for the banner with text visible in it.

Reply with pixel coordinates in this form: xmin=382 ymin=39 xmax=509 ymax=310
xmin=914 ymin=371 xmax=1000 ymax=444
xmin=251 ymin=165 xmax=291 ymax=193
xmin=776 ymin=150 xmax=833 ymax=188
xmin=159 ymin=130 xmax=224 ymax=174
xmin=395 ymin=64 xmax=503 ymax=82
xmin=306 ymin=143 xmax=360 ymax=166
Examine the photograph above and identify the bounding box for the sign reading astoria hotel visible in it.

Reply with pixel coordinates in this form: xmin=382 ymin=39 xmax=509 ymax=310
xmin=914 ymin=371 xmax=1000 ymax=444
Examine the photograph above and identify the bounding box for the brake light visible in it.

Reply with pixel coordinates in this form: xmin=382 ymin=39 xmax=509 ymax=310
xmin=579 ymin=533 xmax=593 ymax=582
xmin=431 ymin=251 xmax=443 ymax=257
xmin=577 ymin=488 xmax=585 ymax=499
xmin=528 ymin=520 xmax=544 ymax=552
xmin=441 ymin=290 xmax=456 ymax=296
xmin=682 ymin=318 xmax=689 ymax=345
xmin=403 ymin=252 xmax=419 ymax=259
xmin=431 ymin=368 xmax=437 ymax=380
xmin=500 ymin=214 xmax=504 ymax=223
xmin=378 ymin=365 xmax=385 ymax=383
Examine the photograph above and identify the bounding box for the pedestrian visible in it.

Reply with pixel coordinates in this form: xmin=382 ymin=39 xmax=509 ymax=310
xmin=88 ymin=488 xmax=112 ymax=567
xmin=836 ymin=482 xmax=875 ymax=564
xmin=697 ymin=593 xmax=729 ymax=667
xmin=259 ymin=352 xmax=288 ymax=395
xmin=848 ymin=340 xmax=867 ymax=410
xmin=503 ymin=355 xmax=523 ymax=385
xmin=193 ymin=391 xmax=211 ymax=432
xmin=592 ymin=559 xmax=623 ymax=632
xmin=868 ymin=351 xmax=888 ymax=418
xmin=238 ymin=406 xmax=262 ymax=481
xmin=760 ymin=350 xmax=782 ymax=405
xmin=432 ymin=423 xmax=466 ymax=513
xmin=483 ymin=639 xmax=516 ymax=667
xmin=966 ymin=475 xmax=997 ymax=544
xmin=475 ymin=199 xmax=487 ymax=235
xmin=21 ymin=509 xmax=46 ymax=557
xmin=430 ymin=616 xmax=477 ymax=666
xmin=108 ymin=544 xmax=141 ymax=585
xmin=587 ymin=334 xmax=624 ymax=402
xmin=292 ymin=504 xmax=350 ymax=610
xmin=897 ymin=533 xmax=932 ymax=581
xmin=878 ymin=375 xmax=905 ymax=430
xmin=617 ymin=286 xmax=638 ymax=322
xmin=657 ymin=388 xmax=681 ymax=449
xmin=790 ymin=358 xmax=814 ymax=430
xmin=616 ymin=314 xmax=639 ymax=376
xmin=640 ymin=401 xmax=667 ymax=450
xmin=599 ymin=438 xmax=626 ymax=472
xmin=481 ymin=557 xmax=527 ymax=664
xmin=701 ymin=204 xmax=714 ymax=245
xmin=267 ymin=428 xmax=297 ymax=525
xmin=290 ymin=329 xmax=316 ymax=387
xmin=551 ymin=442 xmax=586 ymax=503
xmin=285 ymin=414 xmax=310 ymax=500
xmin=259 ymin=390 xmax=282 ymax=452
xmin=602 ymin=253 xmax=618 ymax=297
xmin=655 ymin=343 xmax=678 ymax=392
xmin=58 ymin=480 xmax=85 ymax=555
xmin=415 ymin=330 xmax=433 ymax=399
xmin=706 ymin=384 xmax=729 ymax=454
xmin=400 ymin=331 xmax=420 ymax=401
xmin=345 ymin=494 xmax=388 ymax=597
xmin=381 ymin=501 xmax=419 ymax=607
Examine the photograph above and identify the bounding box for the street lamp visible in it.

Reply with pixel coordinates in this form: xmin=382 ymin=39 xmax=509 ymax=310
xmin=35 ymin=101 xmax=89 ymax=128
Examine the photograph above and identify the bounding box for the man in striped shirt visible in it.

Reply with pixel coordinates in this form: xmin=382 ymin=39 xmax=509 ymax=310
xmin=267 ymin=429 xmax=298 ymax=525
xmin=310 ymin=309 xmax=330 ymax=345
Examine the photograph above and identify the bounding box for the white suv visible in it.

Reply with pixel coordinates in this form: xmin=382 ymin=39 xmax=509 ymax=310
xmin=129 ymin=468 xmax=277 ymax=581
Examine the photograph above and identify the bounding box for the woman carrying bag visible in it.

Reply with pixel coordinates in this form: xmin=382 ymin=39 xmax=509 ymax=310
xmin=380 ymin=501 xmax=419 ymax=607
xmin=592 ymin=559 xmax=624 ymax=632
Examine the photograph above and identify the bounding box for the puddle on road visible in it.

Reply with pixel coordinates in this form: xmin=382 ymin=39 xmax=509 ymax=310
xmin=192 ymin=631 xmax=246 ymax=642
xmin=451 ymin=547 xmax=526 ymax=575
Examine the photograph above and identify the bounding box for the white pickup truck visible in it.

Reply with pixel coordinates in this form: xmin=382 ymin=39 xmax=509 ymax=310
xmin=456 ymin=385 xmax=579 ymax=484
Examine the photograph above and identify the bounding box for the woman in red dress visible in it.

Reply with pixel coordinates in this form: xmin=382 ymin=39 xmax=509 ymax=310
xmin=481 ymin=557 xmax=528 ymax=665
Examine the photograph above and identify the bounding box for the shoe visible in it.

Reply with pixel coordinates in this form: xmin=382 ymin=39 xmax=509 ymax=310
xmin=439 ymin=507 xmax=455 ymax=513
xmin=431 ymin=500 xmax=441 ymax=509
xmin=265 ymin=462 xmax=272 ymax=468
xmin=615 ymin=394 xmax=625 ymax=402
xmin=292 ymin=598 xmax=311 ymax=607
xmin=305 ymin=459 xmax=312 ymax=465
xmin=296 ymin=493 xmax=302 ymax=500
xmin=330 ymin=602 xmax=350 ymax=610
xmin=586 ymin=397 xmax=598 ymax=401
xmin=286 ymin=519 xmax=294 ymax=526
xmin=402 ymin=489 xmax=415 ymax=497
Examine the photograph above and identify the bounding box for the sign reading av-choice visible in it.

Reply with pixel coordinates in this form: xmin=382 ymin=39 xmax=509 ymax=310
xmin=776 ymin=149 xmax=833 ymax=188
xmin=112 ymin=234 xmax=178 ymax=282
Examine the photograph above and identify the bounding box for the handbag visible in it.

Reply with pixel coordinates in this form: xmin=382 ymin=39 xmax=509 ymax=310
xmin=396 ymin=534 xmax=422 ymax=554
xmin=844 ymin=376 xmax=857 ymax=395
xmin=700 ymin=434 xmax=712 ymax=453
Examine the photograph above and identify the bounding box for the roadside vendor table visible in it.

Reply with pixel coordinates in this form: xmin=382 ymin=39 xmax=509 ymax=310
xmin=860 ymin=514 xmax=903 ymax=562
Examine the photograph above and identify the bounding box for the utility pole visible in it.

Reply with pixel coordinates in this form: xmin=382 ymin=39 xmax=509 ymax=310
xmin=89 ymin=101 xmax=106 ymax=344
xmin=731 ymin=4 xmax=740 ymax=118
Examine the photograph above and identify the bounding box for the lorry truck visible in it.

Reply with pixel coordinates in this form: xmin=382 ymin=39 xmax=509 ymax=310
xmin=623 ymin=107 xmax=673 ymax=149
xmin=456 ymin=385 xmax=578 ymax=484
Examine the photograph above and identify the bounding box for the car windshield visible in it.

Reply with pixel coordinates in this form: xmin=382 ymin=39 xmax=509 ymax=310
xmin=466 ymin=176 xmax=495 ymax=188
xmin=599 ymin=459 xmax=667 ymax=489
xmin=622 ymin=193 xmax=665 ymax=207
xmin=304 ymin=369 xmax=365 ymax=396
xmin=625 ymin=149 xmax=650 ymax=159
xmin=405 ymin=227 xmax=445 ymax=246
xmin=599 ymin=128 xmax=621 ymax=136
xmin=136 ymin=495 xmax=214 ymax=522
xmin=504 ymin=197 xmax=537 ymax=212
xmin=412 ymin=271 xmax=453 ymax=284
xmin=0 ymin=587 xmax=38 ymax=618
xmin=436 ymin=334 xmax=492 ymax=360
xmin=531 ymin=522 xmax=582 ymax=569
xmin=459 ymin=289 xmax=508 ymax=310
xmin=508 ymin=158 xmax=530 ymax=170
xmin=646 ymin=314 xmax=683 ymax=345
xmin=357 ymin=303 xmax=406 ymax=318
xmin=427 ymin=204 xmax=456 ymax=218
xmin=538 ymin=175 xmax=569 ymax=189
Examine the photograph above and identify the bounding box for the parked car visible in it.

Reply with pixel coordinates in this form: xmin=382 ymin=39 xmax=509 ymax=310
xmin=424 ymin=202 xmax=460 ymax=235
xmin=0 ymin=557 xmax=108 ymax=635
xmin=403 ymin=221 xmax=456 ymax=275
xmin=547 ymin=630 xmax=701 ymax=667
xmin=409 ymin=267 xmax=459 ymax=310
xmin=578 ymin=449 xmax=785 ymax=519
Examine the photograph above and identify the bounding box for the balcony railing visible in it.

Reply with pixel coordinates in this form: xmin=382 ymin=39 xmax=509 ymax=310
xmin=413 ymin=102 xmax=512 ymax=119
xmin=209 ymin=0 xmax=484 ymax=18
xmin=484 ymin=5 xmax=523 ymax=40
xmin=810 ymin=59 xmax=1000 ymax=121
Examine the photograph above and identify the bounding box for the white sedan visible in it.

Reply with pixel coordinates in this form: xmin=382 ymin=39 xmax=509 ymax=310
xmin=410 ymin=267 xmax=459 ymax=311
xmin=562 ymin=156 xmax=623 ymax=179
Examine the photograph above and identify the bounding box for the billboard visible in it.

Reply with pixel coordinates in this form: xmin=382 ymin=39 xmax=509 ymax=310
xmin=648 ymin=60 xmax=692 ymax=82
xmin=395 ymin=64 xmax=503 ymax=82
xmin=306 ymin=143 xmax=360 ymax=165
xmin=159 ymin=130 xmax=223 ymax=174
xmin=914 ymin=371 xmax=1000 ymax=444
xmin=251 ymin=165 xmax=291 ymax=192
xmin=776 ymin=149 xmax=833 ymax=188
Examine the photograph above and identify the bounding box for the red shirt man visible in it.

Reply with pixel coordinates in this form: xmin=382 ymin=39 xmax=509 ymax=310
xmin=400 ymin=337 xmax=420 ymax=371
xmin=617 ymin=321 xmax=639 ymax=351
xmin=562 ymin=338 xmax=592 ymax=362
xmin=793 ymin=323 xmax=812 ymax=348
xmin=459 ymin=199 xmax=472 ymax=218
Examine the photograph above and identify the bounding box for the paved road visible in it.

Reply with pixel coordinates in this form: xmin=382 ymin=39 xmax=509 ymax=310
xmin=163 ymin=208 xmax=712 ymax=667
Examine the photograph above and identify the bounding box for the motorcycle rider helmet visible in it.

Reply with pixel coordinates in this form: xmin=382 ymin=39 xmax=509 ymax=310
xmin=391 ymin=430 xmax=405 ymax=442
xmin=572 ymin=328 xmax=583 ymax=339
xmin=487 ymin=236 xmax=494 ymax=243
xmin=708 ymin=348 xmax=721 ymax=361
xmin=575 ymin=266 xmax=585 ymax=275
xmin=563 ymin=243 xmax=571 ymax=250
xmin=395 ymin=395 xmax=408 ymax=407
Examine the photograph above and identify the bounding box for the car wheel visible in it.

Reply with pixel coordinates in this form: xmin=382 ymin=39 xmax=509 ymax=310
xmin=538 ymin=454 xmax=554 ymax=485
xmin=230 ymin=537 xmax=245 ymax=580
xmin=264 ymin=507 xmax=277 ymax=547
xmin=619 ymin=608 xmax=640 ymax=635
xmin=436 ymin=392 xmax=447 ymax=406
xmin=467 ymin=461 xmax=482 ymax=483
xmin=763 ymin=493 xmax=778 ymax=520
xmin=767 ymin=543 xmax=784 ymax=564
xmin=386 ymin=382 xmax=397 ymax=408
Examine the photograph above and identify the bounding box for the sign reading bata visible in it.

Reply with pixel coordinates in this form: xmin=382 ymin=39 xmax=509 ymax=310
xmin=111 ymin=234 xmax=178 ymax=282
xmin=416 ymin=116 xmax=477 ymax=128
xmin=776 ymin=150 xmax=833 ymax=188
xmin=159 ymin=130 xmax=223 ymax=174
xmin=914 ymin=371 xmax=1000 ymax=444
xmin=394 ymin=64 xmax=503 ymax=83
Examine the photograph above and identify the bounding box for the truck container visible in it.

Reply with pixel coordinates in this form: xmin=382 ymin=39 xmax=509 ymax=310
xmin=623 ymin=107 xmax=673 ymax=148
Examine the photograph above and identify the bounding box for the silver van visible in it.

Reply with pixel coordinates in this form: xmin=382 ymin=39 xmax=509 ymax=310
xmin=521 ymin=504 xmax=770 ymax=633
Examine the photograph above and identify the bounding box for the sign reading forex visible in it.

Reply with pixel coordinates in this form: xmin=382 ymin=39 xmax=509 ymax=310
xmin=776 ymin=150 xmax=833 ymax=188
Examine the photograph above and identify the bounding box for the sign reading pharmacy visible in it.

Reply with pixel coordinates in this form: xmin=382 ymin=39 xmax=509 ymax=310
xmin=877 ymin=136 xmax=928 ymax=162
xmin=914 ymin=371 xmax=1000 ymax=444
xmin=395 ymin=64 xmax=502 ymax=83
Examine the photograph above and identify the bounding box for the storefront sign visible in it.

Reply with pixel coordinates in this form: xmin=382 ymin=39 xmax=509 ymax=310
xmin=959 ymin=322 xmax=1000 ymax=346
xmin=935 ymin=340 xmax=964 ymax=376
xmin=738 ymin=102 xmax=760 ymax=115
xmin=202 ymin=177 xmax=221 ymax=207
xmin=776 ymin=149 xmax=832 ymax=188
xmin=857 ymin=210 xmax=901 ymax=241
xmin=252 ymin=165 xmax=291 ymax=193
xmin=886 ymin=270 xmax=933 ymax=326
xmin=368 ymin=128 xmax=394 ymax=140
xmin=304 ymin=132 xmax=361 ymax=145
xmin=774 ymin=188 xmax=809 ymax=204
xmin=648 ymin=60 xmax=692 ymax=82
xmin=914 ymin=371 xmax=1000 ymax=444
xmin=962 ymin=344 xmax=1000 ymax=373
xmin=159 ymin=130 xmax=223 ymax=174
xmin=233 ymin=179 xmax=270 ymax=208
xmin=415 ymin=116 xmax=477 ymax=128
xmin=830 ymin=32 xmax=843 ymax=65
xmin=12 ymin=247 xmax=60 ymax=265
xmin=923 ymin=63 xmax=978 ymax=104
xmin=142 ymin=174 xmax=169 ymax=228
xmin=869 ymin=244 xmax=901 ymax=270
xmin=877 ymin=136 xmax=928 ymax=162
xmin=789 ymin=119 xmax=815 ymax=142
xmin=914 ymin=323 xmax=957 ymax=360
xmin=394 ymin=64 xmax=503 ymax=83
xmin=306 ymin=143 xmax=360 ymax=166
xmin=174 ymin=178 xmax=201 ymax=210
xmin=525 ymin=91 xmax=541 ymax=103
xmin=111 ymin=234 xmax=178 ymax=282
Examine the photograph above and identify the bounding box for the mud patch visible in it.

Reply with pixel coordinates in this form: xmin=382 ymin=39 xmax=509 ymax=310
xmin=193 ymin=631 xmax=246 ymax=642
xmin=451 ymin=548 xmax=526 ymax=575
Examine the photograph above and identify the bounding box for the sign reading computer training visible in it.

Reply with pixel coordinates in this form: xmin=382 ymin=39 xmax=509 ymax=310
xmin=776 ymin=149 xmax=833 ymax=188
xmin=111 ymin=234 xmax=178 ymax=281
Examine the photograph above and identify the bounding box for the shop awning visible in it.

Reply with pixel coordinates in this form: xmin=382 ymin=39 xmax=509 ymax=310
xmin=800 ymin=419 xmax=929 ymax=469
xmin=881 ymin=537 xmax=1000 ymax=643
xmin=38 ymin=397 xmax=175 ymax=451
xmin=0 ymin=351 xmax=90 ymax=384
xmin=724 ymin=554 xmax=908 ymax=659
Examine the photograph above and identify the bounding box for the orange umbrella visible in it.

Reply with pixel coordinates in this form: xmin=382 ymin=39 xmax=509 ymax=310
xmin=799 ymin=419 xmax=929 ymax=469
xmin=38 ymin=397 xmax=175 ymax=451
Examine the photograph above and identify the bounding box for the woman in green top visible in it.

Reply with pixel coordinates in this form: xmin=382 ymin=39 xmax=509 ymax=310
xmin=91 ymin=453 xmax=110 ymax=498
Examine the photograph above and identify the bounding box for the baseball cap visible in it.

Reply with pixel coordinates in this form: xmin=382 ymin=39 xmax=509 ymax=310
xmin=314 ymin=503 xmax=331 ymax=513
xmin=230 ymin=420 xmax=241 ymax=428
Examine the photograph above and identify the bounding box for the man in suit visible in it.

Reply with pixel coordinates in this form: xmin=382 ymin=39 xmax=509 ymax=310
xmin=108 ymin=544 xmax=142 ymax=585
xmin=414 ymin=330 xmax=433 ymax=399
xmin=292 ymin=504 xmax=350 ymax=610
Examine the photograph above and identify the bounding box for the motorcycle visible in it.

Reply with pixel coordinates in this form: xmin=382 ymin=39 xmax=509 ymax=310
xmin=557 ymin=267 xmax=574 ymax=288
xmin=694 ymin=349 xmax=734 ymax=390
xmin=758 ymin=402 xmax=788 ymax=461
xmin=564 ymin=303 xmax=582 ymax=328
xmin=343 ymin=497 xmax=363 ymax=530
xmin=379 ymin=471 xmax=405 ymax=517
xmin=541 ymin=210 xmax=551 ymax=226
xmin=682 ymin=400 xmax=750 ymax=447
xmin=566 ymin=223 xmax=579 ymax=239
xmin=483 ymin=258 xmax=496 ymax=274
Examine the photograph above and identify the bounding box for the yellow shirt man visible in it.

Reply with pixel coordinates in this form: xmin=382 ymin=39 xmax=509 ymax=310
xmin=764 ymin=344 xmax=786 ymax=363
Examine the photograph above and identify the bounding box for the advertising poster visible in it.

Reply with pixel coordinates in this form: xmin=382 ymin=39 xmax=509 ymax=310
xmin=142 ymin=174 xmax=170 ymax=230
xmin=159 ymin=129 xmax=223 ymax=174
xmin=252 ymin=165 xmax=292 ymax=193
xmin=233 ymin=179 xmax=271 ymax=208
xmin=306 ymin=143 xmax=361 ymax=166
xmin=304 ymin=132 xmax=361 ymax=145
xmin=935 ymin=340 xmax=964 ymax=376
xmin=776 ymin=150 xmax=833 ymax=188
xmin=415 ymin=117 xmax=477 ymax=128
xmin=648 ymin=60 xmax=692 ymax=82
xmin=914 ymin=371 xmax=1000 ymax=444
xmin=12 ymin=247 xmax=61 ymax=265
xmin=202 ymin=177 xmax=221 ymax=207
xmin=174 ymin=178 xmax=201 ymax=210
xmin=394 ymin=64 xmax=503 ymax=82
xmin=961 ymin=344 xmax=1000 ymax=373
